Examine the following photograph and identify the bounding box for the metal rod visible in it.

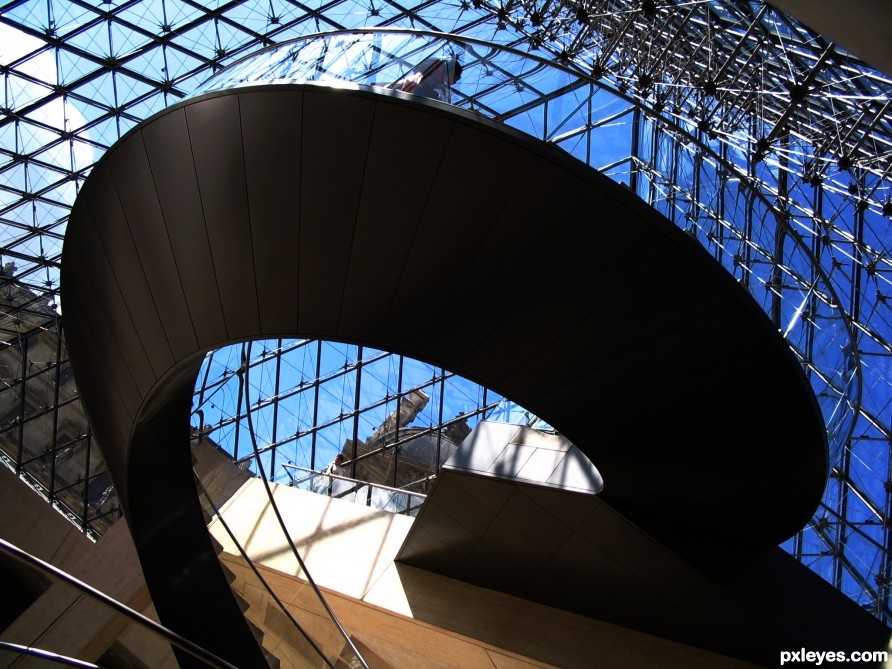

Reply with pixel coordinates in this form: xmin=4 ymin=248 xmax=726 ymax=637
xmin=0 ymin=538 xmax=240 ymax=669
xmin=282 ymin=464 xmax=428 ymax=500
xmin=0 ymin=641 xmax=100 ymax=669
xmin=243 ymin=342 xmax=371 ymax=669
xmin=195 ymin=474 xmax=335 ymax=669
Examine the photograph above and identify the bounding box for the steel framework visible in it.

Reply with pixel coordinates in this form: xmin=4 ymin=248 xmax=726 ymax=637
xmin=0 ymin=0 xmax=890 ymax=625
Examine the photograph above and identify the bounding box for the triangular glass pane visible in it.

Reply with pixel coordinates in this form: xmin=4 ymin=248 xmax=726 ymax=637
xmin=51 ymin=0 xmax=103 ymax=35
xmin=8 ymin=236 xmax=47 ymax=262
xmin=108 ymin=17 xmax=155 ymax=58
xmin=216 ymin=1 xmax=278 ymax=36
xmin=16 ymin=114 xmax=62 ymax=155
xmin=65 ymin=19 xmax=113 ymax=60
xmin=68 ymin=94 xmax=115 ymax=129
xmin=36 ymin=231 xmax=65 ymax=261
xmin=115 ymin=114 xmax=142 ymax=139
xmin=26 ymin=161 xmax=70 ymax=197
xmin=74 ymin=0 xmax=117 ymax=10
xmin=156 ymin=0 xmax=206 ymax=33
xmin=7 ymin=44 xmax=57 ymax=91
xmin=31 ymin=148 xmax=79 ymax=187
xmin=261 ymin=0 xmax=315 ymax=32
xmin=57 ymin=48 xmax=104 ymax=88
xmin=123 ymin=41 xmax=168 ymax=82
xmin=29 ymin=163 xmax=77 ymax=202
xmin=0 ymin=196 xmax=34 ymax=227
xmin=5 ymin=70 xmax=54 ymax=111
xmin=163 ymin=44 xmax=206 ymax=82
xmin=40 ymin=216 xmax=68 ymax=240
xmin=312 ymin=0 xmax=381 ymax=30
xmin=74 ymin=71 xmax=119 ymax=109
xmin=0 ymin=165 xmax=28 ymax=209
xmin=114 ymin=72 xmax=156 ymax=107
xmin=176 ymin=69 xmax=214 ymax=97
xmin=171 ymin=22 xmax=222 ymax=61
xmin=410 ymin=2 xmax=480 ymax=31
xmin=263 ymin=7 xmax=324 ymax=36
xmin=1 ymin=0 xmax=53 ymax=33
xmin=125 ymin=95 xmax=171 ymax=124
xmin=0 ymin=120 xmax=21 ymax=160
xmin=68 ymin=137 xmax=98 ymax=172
xmin=114 ymin=0 xmax=167 ymax=33
xmin=218 ymin=20 xmax=257 ymax=59
xmin=200 ymin=0 xmax=232 ymax=11
xmin=82 ymin=116 xmax=125 ymax=152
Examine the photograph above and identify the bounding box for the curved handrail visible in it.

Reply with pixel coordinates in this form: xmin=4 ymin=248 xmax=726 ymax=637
xmin=0 ymin=642 xmax=100 ymax=669
xmin=241 ymin=340 xmax=370 ymax=669
xmin=285 ymin=464 xmax=428 ymax=514
xmin=194 ymin=472 xmax=337 ymax=669
xmin=0 ymin=538 xmax=239 ymax=669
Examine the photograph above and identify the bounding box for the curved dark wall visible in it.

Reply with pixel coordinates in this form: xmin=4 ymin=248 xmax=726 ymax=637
xmin=61 ymin=83 xmax=827 ymax=665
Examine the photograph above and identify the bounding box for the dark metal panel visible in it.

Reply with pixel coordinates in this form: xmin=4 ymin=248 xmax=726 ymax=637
xmin=460 ymin=512 xmax=546 ymax=587
xmin=447 ymin=460 xmax=517 ymax=513
xmin=495 ymin=484 xmax=578 ymax=551
xmin=401 ymin=450 xmax=819 ymax=666
xmin=379 ymin=122 xmax=534 ymax=357
xmin=391 ymin=521 xmax=452 ymax=574
xmin=456 ymin=243 xmax=685 ymax=392
xmin=338 ymin=99 xmax=455 ymax=342
xmin=573 ymin=500 xmax=663 ymax=573
xmin=543 ymin=522 xmax=631 ymax=587
xmin=475 ymin=216 xmax=747 ymax=404
xmin=492 ymin=268 xmax=729 ymax=402
xmin=298 ymin=90 xmax=376 ymax=337
xmin=525 ymin=344 xmax=824 ymax=543
xmin=421 ymin=158 xmax=608 ymax=371
xmin=140 ymin=108 xmax=227 ymax=350
xmin=64 ymin=214 xmax=146 ymax=414
xmin=127 ymin=358 xmax=268 ymax=669
xmin=106 ymin=132 xmax=200 ymax=362
xmin=186 ymin=95 xmax=261 ymax=342
xmin=240 ymin=90 xmax=303 ymax=335
xmin=82 ymin=161 xmax=174 ymax=378
xmin=424 ymin=474 xmax=497 ymax=538
xmin=59 ymin=266 xmax=134 ymax=500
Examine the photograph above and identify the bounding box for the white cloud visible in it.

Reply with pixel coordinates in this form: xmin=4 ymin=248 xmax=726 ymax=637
xmin=0 ymin=23 xmax=94 ymax=204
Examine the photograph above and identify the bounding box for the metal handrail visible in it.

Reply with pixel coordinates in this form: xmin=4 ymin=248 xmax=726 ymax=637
xmin=195 ymin=471 xmax=335 ymax=669
xmin=0 ymin=538 xmax=240 ymax=669
xmin=282 ymin=463 xmax=429 ymax=502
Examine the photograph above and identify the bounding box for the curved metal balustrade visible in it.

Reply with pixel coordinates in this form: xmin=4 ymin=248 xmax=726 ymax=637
xmin=60 ymin=39 xmax=828 ymax=664
xmin=194 ymin=28 xmax=857 ymax=467
xmin=2 ymin=0 xmax=891 ymax=629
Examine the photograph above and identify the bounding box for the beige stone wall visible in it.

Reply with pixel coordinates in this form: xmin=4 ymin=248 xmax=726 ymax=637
xmin=0 ymin=447 xmax=762 ymax=668
xmin=0 ymin=464 xmax=92 ymax=590
xmin=210 ymin=478 xmax=761 ymax=669
xmin=0 ymin=466 xmax=175 ymax=668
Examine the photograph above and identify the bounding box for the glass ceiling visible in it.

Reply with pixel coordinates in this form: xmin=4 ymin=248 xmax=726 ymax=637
xmin=1 ymin=0 xmax=891 ymax=625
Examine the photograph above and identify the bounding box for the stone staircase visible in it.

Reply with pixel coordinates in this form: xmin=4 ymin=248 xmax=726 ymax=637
xmin=216 ymin=544 xmax=378 ymax=669
xmin=193 ymin=439 xmax=391 ymax=668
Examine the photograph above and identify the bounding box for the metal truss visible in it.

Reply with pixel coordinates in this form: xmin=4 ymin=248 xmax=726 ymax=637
xmin=1 ymin=0 xmax=891 ymax=626
xmin=0 ymin=269 xmax=116 ymax=538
